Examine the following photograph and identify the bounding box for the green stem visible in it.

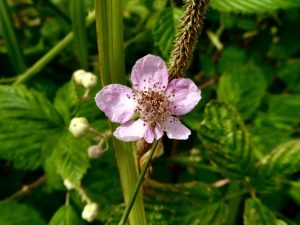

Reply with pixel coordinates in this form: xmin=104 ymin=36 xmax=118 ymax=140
xmin=226 ymin=181 xmax=243 ymax=225
xmin=119 ymin=141 xmax=158 ymax=225
xmin=70 ymin=0 xmax=88 ymax=69
xmin=94 ymin=1 xmax=147 ymax=225
xmin=13 ymin=11 xmax=95 ymax=85
xmin=0 ymin=0 xmax=27 ymax=73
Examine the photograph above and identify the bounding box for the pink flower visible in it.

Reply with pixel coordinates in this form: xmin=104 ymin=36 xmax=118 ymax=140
xmin=95 ymin=55 xmax=201 ymax=143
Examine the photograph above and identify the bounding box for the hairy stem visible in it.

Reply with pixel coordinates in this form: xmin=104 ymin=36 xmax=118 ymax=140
xmin=168 ymin=0 xmax=209 ymax=79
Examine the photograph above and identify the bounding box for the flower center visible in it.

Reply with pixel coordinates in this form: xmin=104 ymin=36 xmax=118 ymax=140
xmin=134 ymin=89 xmax=171 ymax=126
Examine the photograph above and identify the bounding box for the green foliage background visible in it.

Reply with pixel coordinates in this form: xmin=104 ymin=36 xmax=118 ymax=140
xmin=0 ymin=0 xmax=300 ymax=224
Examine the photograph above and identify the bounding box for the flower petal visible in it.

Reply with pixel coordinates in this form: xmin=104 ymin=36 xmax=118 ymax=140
xmin=95 ymin=84 xmax=136 ymax=123
xmin=161 ymin=116 xmax=191 ymax=140
xmin=144 ymin=126 xmax=154 ymax=143
xmin=153 ymin=124 xmax=164 ymax=140
xmin=113 ymin=119 xmax=146 ymax=142
xmin=166 ymin=78 xmax=201 ymax=115
xmin=131 ymin=54 xmax=168 ymax=91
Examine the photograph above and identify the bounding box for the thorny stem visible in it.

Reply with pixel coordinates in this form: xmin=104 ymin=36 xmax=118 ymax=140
xmin=118 ymin=141 xmax=159 ymax=225
xmin=168 ymin=0 xmax=209 ymax=79
xmin=5 ymin=175 xmax=47 ymax=200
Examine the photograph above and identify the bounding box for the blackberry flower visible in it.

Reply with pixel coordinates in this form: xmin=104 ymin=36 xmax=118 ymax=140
xmin=95 ymin=55 xmax=201 ymax=143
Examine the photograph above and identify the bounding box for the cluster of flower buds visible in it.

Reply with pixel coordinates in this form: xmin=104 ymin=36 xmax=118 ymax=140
xmin=73 ymin=69 xmax=98 ymax=89
xmin=82 ymin=202 xmax=99 ymax=222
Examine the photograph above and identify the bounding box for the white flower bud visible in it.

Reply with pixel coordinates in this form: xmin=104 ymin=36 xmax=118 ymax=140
xmin=81 ymin=72 xmax=98 ymax=89
xmin=63 ymin=179 xmax=75 ymax=190
xmin=73 ymin=69 xmax=86 ymax=85
xmin=82 ymin=202 xmax=99 ymax=222
xmin=87 ymin=145 xmax=105 ymax=159
xmin=69 ymin=117 xmax=90 ymax=138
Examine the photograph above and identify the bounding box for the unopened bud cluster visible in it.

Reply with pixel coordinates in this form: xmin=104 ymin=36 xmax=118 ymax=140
xmin=73 ymin=69 xmax=98 ymax=89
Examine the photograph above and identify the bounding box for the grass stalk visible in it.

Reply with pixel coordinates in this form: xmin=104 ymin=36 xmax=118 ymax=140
xmin=94 ymin=1 xmax=147 ymax=224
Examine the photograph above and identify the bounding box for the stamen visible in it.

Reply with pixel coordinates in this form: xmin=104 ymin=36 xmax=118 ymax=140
xmin=135 ymin=87 xmax=171 ymax=127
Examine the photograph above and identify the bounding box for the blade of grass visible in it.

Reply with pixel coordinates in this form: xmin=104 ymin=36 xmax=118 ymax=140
xmin=94 ymin=1 xmax=147 ymax=224
xmin=0 ymin=0 xmax=26 ymax=74
xmin=13 ymin=11 xmax=95 ymax=84
xmin=70 ymin=0 xmax=88 ymax=69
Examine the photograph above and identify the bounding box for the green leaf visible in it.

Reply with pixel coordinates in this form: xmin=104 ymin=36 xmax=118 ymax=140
xmin=251 ymin=120 xmax=292 ymax=157
xmin=218 ymin=46 xmax=246 ymax=73
xmin=265 ymin=95 xmax=300 ymax=130
xmin=0 ymin=200 xmax=46 ymax=225
xmin=211 ymin=0 xmax=300 ymax=14
xmin=258 ymin=140 xmax=300 ymax=177
xmin=153 ymin=7 xmax=183 ymax=59
xmin=176 ymin=202 xmax=228 ymax=225
xmin=144 ymin=180 xmax=222 ymax=225
xmin=217 ymin=63 xmax=267 ymax=120
xmin=198 ymin=101 xmax=253 ymax=178
xmin=0 ymin=85 xmax=63 ymax=170
xmin=54 ymin=81 xmax=80 ymax=124
xmin=244 ymin=198 xmax=278 ymax=225
xmin=278 ymin=60 xmax=300 ymax=88
xmin=51 ymin=132 xmax=90 ymax=187
xmin=49 ymin=205 xmax=85 ymax=225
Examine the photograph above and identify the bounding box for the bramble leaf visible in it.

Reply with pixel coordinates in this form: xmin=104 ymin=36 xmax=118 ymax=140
xmin=49 ymin=205 xmax=85 ymax=225
xmin=217 ymin=63 xmax=267 ymax=120
xmin=0 ymin=85 xmax=63 ymax=170
xmin=211 ymin=0 xmax=300 ymax=14
xmin=54 ymin=80 xmax=80 ymax=124
xmin=153 ymin=7 xmax=183 ymax=59
xmin=258 ymin=140 xmax=300 ymax=177
xmin=198 ymin=101 xmax=253 ymax=178
xmin=0 ymin=201 xmax=46 ymax=225
xmin=50 ymin=132 xmax=90 ymax=187
xmin=244 ymin=198 xmax=278 ymax=225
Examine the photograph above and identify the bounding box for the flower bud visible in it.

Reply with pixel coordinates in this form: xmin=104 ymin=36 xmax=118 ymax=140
xmin=81 ymin=72 xmax=98 ymax=89
xmin=69 ymin=117 xmax=90 ymax=138
xmin=63 ymin=179 xmax=75 ymax=190
xmin=73 ymin=69 xmax=86 ymax=85
xmin=82 ymin=202 xmax=99 ymax=222
xmin=87 ymin=145 xmax=104 ymax=159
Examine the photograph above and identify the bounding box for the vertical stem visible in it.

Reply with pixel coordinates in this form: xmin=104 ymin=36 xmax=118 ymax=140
xmin=94 ymin=1 xmax=147 ymax=225
xmin=0 ymin=0 xmax=27 ymax=73
xmin=119 ymin=141 xmax=158 ymax=225
xmin=227 ymin=181 xmax=242 ymax=225
xmin=70 ymin=0 xmax=88 ymax=69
